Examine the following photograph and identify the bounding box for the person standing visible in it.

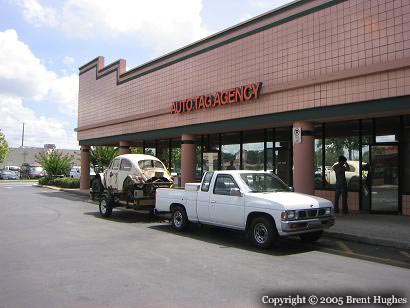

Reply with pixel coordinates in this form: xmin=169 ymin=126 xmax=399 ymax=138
xmin=332 ymin=155 xmax=350 ymax=214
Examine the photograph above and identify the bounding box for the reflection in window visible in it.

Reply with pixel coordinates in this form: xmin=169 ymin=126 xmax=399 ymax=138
xmin=221 ymin=133 xmax=240 ymax=170
xmin=202 ymin=134 xmax=219 ymax=172
xmin=170 ymin=140 xmax=181 ymax=174
xmin=156 ymin=140 xmax=170 ymax=170
xmin=325 ymin=121 xmax=360 ymax=191
xmin=243 ymin=130 xmax=264 ymax=170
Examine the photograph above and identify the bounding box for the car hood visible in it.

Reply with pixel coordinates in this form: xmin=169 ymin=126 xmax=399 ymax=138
xmin=246 ymin=192 xmax=332 ymax=210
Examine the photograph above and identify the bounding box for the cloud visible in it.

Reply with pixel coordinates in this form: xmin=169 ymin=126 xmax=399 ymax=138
xmin=0 ymin=29 xmax=78 ymax=115
xmin=17 ymin=0 xmax=58 ymax=27
xmin=63 ymin=56 xmax=75 ymax=65
xmin=0 ymin=95 xmax=78 ymax=149
xmin=16 ymin=0 xmax=209 ymax=54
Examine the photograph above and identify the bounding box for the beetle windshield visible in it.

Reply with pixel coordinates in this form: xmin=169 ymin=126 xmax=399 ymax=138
xmin=138 ymin=160 xmax=165 ymax=171
xmin=240 ymin=173 xmax=290 ymax=192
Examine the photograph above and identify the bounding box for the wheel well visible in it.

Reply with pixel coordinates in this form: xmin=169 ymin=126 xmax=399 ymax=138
xmin=246 ymin=212 xmax=277 ymax=233
xmin=170 ymin=203 xmax=185 ymax=212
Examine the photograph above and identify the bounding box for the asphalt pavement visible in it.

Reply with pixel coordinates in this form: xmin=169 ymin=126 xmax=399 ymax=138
xmin=0 ymin=184 xmax=409 ymax=308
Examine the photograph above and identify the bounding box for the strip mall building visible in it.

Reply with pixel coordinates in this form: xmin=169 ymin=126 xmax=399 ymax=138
xmin=77 ymin=0 xmax=410 ymax=215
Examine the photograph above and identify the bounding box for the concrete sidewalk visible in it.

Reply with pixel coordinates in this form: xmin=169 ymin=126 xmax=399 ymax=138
xmin=325 ymin=213 xmax=410 ymax=250
xmin=34 ymin=185 xmax=410 ymax=250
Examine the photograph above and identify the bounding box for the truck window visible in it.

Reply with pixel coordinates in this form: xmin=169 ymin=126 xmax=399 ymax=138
xmin=213 ymin=175 xmax=239 ymax=195
xmin=201 ymin=172 xmax=214 ymax=191
xmin=120 ymin=159 xmax=132 ymax=171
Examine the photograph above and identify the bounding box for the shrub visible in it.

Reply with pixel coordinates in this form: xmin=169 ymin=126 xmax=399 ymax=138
xmin=38 ymin=177 xmax=80 ymax=188
xmin=91 ymin=146 xmax=118 ymax=173
xmin=36 ymin=150 xmax=73 ymax=177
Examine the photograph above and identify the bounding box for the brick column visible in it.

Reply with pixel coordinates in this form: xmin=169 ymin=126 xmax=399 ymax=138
xmin=181 ymin=134 xmax=196 ymax=186
xmin=80 ymin=145 xmax=91 ymax=190
xmin=292 ymin=121 xmax=314 ymax=195
xmin=119 ymin=141 xmax=131 ymax=155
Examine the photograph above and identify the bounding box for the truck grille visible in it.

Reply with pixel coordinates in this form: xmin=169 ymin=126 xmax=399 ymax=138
xmin=297 ymin=208 xmax=328 ymax=219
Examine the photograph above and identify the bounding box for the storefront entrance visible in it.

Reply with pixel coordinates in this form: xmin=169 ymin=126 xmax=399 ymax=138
xmin=368 ymin=145 xmax=399 ymax=213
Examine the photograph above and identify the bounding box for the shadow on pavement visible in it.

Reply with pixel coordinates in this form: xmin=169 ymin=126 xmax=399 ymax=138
xmin=84 ymin=210 xmax=166 ymax=224
xmin=149 ymin=223 xmax=317 ymax=257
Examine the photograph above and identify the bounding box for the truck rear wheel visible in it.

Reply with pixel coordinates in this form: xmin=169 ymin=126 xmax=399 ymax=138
xmin=171 ymin=206 xmax=188 ymax=231
xmin=99 ymin=194 xmax=113 ymax=218
xmin=250 ymin=217 xmax=277 ymax=249
xmin=299 ymin=230 xmax=323 ymax=242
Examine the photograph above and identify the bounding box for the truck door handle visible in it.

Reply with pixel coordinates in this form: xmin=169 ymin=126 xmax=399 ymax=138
xmin=211 ymin=200 xmax=216 ymax=203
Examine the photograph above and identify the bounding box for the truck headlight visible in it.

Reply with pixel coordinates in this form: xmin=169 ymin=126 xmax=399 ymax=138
xmin=325 ymin=207 xmax=331 ymax=215
xmin=281 ymin=210 xmax=296 ymax=220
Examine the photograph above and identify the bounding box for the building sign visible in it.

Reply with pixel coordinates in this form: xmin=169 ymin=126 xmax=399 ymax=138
xmin=171 ymin=82 xmax=262 ymax=114
xmin=293 ymin=127 xmax=302 ymax=144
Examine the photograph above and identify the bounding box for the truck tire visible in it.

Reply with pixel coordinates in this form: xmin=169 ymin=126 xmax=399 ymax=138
xmin=299 ymin=230 xmax=323 ymax=242
xmin=99 ymin=194 xmax=113 ymax=218
xmin=171 ymin=206 xmax=188 ymax=231
xmin=250 ymin=217 xmax=277 ymax=249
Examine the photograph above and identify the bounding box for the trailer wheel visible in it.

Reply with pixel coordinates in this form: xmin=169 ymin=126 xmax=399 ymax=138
xmin=171 ymin=206 xmax=188 ymax=231
xmin=99 ymin=194 xmax=113 ymax=218
xmin=91 ymin=177 xmax=103 ymax=201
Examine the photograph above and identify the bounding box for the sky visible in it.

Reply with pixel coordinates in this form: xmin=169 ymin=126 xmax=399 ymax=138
xmin=0 ymin=0 xmax=293 ymax=149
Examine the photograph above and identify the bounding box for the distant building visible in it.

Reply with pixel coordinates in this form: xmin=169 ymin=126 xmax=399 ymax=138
xmin=0 ymin=146 xmax=81 ymax=168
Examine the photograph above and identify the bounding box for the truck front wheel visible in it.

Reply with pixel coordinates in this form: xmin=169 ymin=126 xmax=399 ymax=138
xmin=171 ymin=206 xmax=188 ymax=231
xmin=250 ymin=217 xmax=277 ymax=249
xmin=99 ymin=194 xmax=113 ymax=218
xmin=299 ymin=230 xmax=323 ymax=242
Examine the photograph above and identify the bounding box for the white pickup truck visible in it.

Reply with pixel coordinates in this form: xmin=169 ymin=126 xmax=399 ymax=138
xmin=155 ymin=171 xmax=335 ymax=248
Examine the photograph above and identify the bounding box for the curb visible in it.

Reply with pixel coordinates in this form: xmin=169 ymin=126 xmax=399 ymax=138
xmin=324 ymin=231 xmax=410 ymax=250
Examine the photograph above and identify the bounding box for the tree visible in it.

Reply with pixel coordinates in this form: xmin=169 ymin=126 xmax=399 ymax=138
xmin=36 ymin=150 xmax=73 ymax=177
xmin=90 ymin=146 xmax=118 ymax=172
xmin=0 ymin=131 xmax=9 ymax=163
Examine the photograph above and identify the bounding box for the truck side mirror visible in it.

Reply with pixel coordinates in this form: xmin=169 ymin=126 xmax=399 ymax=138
xmin=289 ymin=186 xmax=294 ymax=192
xmin=230 ymin=188 xmax=242 ymax=197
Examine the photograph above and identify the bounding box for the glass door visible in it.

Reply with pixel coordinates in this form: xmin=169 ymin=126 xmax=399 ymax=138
xmin=369 ymin=145 xmax=399 ymax=213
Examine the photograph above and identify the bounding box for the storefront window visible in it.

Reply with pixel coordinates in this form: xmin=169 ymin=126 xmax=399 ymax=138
xmin=156 ymin=140 xmax=170 ymax=170
xmin=275 ymin=127 xmax=292 ymax=185
xmin=402 ymin=116 xmax=410 ymax=193
xmin=144 ymin=142 xmax=156 ymax=156
xmin=314 ymin=124 xmax=324 ymax=189
xmin=325 ymin=121 xmax=360 ymax=191
xmin=221 ymin=133 xmax=240 ymax=170
xmin=202 ymin=134 xmax=219 ymax=172
xmin=170 ymin=139 xmax=181 ymax=175
xmin=375 ymin=117 xmax=400 ymax=143
xmin=266 ymin=129 xmax=274 ymax=172
xmin=242 ymin=130 xmax=264 ymax=170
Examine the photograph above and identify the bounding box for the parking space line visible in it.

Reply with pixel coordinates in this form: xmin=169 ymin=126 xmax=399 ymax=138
xmin=400 ymin=251 xmax=410 ymax=259
xmin=337 ymin=241 xmax=353 ymax=254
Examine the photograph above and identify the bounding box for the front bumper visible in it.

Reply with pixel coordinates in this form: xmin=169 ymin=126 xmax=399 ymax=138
xmin=281 ymin=216 xmax=335 ymax=233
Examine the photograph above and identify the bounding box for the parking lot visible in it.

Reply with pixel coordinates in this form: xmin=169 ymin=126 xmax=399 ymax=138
xmin=1 ymin=184 xmax=409 ymax=308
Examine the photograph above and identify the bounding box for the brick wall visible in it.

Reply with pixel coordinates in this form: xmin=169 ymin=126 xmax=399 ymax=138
xmin=78 ymin=0 xmax=410 ymax=141
xmin=315 ymin=190 xmax=360 ymax=212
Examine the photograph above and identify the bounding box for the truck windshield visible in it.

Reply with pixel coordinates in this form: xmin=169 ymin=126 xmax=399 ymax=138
xmin=138 ymin=160 xmax=165 ymax=171
xmin=240 ymin=173 xmax=290 ymax=192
